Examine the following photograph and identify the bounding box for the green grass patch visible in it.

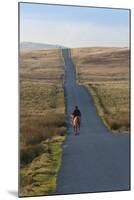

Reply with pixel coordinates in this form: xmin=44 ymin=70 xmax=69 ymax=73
xmin=19 ymin=135 xmax=66 ymax=197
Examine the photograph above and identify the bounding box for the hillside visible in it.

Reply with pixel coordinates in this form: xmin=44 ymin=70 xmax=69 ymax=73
xmin=71 ymin=47 xmax=130 ymax=132
xmin=20 ymin=42 xmax=66 ymax=51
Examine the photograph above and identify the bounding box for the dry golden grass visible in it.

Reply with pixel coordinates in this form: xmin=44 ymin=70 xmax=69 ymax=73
xmin=20 ymin=49 xmax=66 ymax=196
xmin=71 ymin=47 xmax=130 ymax=132
xmin=20 ymin=49 xmax=64 ymax=82
xmin=71 ymin=47 xmax=129 ymax=82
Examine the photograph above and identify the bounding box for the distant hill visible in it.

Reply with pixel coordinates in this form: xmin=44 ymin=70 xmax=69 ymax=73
xmin=20 ymin=42 xmax=66 ymax=50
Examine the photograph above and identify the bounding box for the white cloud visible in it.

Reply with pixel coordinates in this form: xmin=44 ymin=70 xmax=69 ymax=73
xmin=20 ymin=19 xmax=129 ymax=47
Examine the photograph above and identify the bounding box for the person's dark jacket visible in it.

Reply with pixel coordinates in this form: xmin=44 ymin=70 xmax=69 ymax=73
xmin=72 ymin=108 xmax=81 ymax=118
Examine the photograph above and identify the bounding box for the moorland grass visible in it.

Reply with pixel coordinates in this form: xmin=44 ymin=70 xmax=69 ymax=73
xmin=20 ymin=49 xmax=66 ymax=196
xmin=71 ymin=47 xmax=130 ymax=132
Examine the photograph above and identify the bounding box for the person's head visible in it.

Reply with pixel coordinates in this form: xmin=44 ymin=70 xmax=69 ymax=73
xmin=75 ymin=106 xmax=78 ymax=109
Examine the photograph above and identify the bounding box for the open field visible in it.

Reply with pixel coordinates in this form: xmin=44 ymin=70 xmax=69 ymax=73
xmin=71 ymin=47 xmax=130 ymax=132
xmin=20 ymin=49 xmax=66 ymax=196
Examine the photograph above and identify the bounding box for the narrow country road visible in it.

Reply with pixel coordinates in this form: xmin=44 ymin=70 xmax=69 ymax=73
xmin=55 ymin=49 xmax=130 ymax=195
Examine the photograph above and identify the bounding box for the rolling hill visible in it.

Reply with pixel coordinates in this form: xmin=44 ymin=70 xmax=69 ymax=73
xmin=20 ymin=42 xmax=66 ymax=51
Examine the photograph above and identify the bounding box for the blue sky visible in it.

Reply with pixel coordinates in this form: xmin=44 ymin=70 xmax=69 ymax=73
xmin=20 ymin=3 xmax=130 ymax=47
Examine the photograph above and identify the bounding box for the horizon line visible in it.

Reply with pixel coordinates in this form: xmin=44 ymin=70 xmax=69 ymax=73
xmin=20 ymin=41 xmax=129 ymax=48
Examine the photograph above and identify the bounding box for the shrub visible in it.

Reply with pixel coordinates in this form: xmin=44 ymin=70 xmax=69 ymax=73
xmin=111 ymin=122 xmax=121 ymax=130
xmin=44 ymin=113 xmax=66 ymax=127
xmin=20 ymin=144 xmax=45 ymax=165
xmin=55 ymin=127 xmax=67 ymax=136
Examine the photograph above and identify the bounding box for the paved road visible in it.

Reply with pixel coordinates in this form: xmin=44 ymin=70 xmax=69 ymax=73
xmin=55 ymin=49 xmax=130 ymax=195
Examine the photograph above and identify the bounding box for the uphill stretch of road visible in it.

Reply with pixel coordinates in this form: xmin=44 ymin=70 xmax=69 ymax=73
xmin=55 ymin=49 xmax=130 ymax=195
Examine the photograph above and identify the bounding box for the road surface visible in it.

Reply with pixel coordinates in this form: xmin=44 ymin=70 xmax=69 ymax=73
xmin=55 ymin=49 xmax=130 ymax=195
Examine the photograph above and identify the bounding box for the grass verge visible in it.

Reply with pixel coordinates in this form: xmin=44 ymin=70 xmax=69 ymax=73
xmin=85 ymin=82 xmax=129 ymax=133
xmin=20 ymin=136 xmax=65 ymax=197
